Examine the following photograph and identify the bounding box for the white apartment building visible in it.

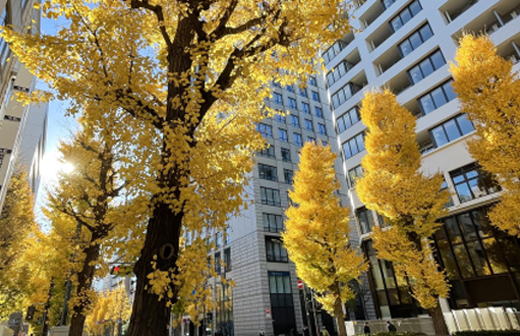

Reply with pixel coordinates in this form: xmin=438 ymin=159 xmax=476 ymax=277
xmin=325 ymin=0 xmax=520 ymax=320
xmin=0 ymin=0 xmax=46 ymax=211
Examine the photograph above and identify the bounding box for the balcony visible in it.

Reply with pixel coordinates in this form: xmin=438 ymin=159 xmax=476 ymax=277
xmin=326 ymin=48 xmax=361 ymax=87
xmin=499 ymin=40 xmax=520 ymax=64
xmin=368 ymin=24 xmax=393 ymax=52
xmin=322 ymin=31 xmax=355 ymax=66
xmin=358 ymin=1 xmax=386 ymax=30
xmin=331 ymin=72 xmax=368 ymax=111
xmin=441 ymin=0 xmax=479 ymax=23
xmin=374 ymin=47 xmax=402 ymax=75
xmin=384 ymin=69 xmax=412 ymax=97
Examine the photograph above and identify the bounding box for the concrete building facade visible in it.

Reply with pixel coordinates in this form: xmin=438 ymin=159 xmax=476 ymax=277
xmin=325 ymin=0 xmax=520 ymax=321
xmin=0 ymin=0 xmax=46 ymax=211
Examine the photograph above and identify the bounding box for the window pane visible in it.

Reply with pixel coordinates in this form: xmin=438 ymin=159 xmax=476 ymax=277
xmin=283 ymin=276 xmax=291 ymax=294
xmin=400 ymin=9 xmax=412 ymax=25
xmin=343 ymin=142 xmax=352 ymax=158
xmin=443 ymin=81 xmax=457 ymax=101
xmin=409 ymin=66 xmax=423 ymax=84
xmin=350 ymin=139 xmax=359 ymax=156
xmin=455 ymin=183 xmax=473 ymax=203
xmin=419 ymin=24 xmax=433 ymax=41
xmin=430 ymin=51 xmax=446 ymax=70
xmin=431 ymin=125 xmax=448 ymax=147
xmin=431 ymin=87 xmax=448 ymax=108
xmin=350 ymin=108 xmax=360 ymax=124
xmin=467 ymin=241 xmax=491 ymax=276
xmin=391 ymin=17 xmax=403 ymax=31
xmin=456 ymin=115 xmax=474 ymax=135
xmin=399 ymin=40 xmax=413 ymax=57
xmin=356 ymin=133 xmax=365 ymax=151
xmin=409 ymin=1 xmax=422 ymax=15
xmin=453 ymin=244 xmax=475 ymax=278
xmin=419 ymin=95 xmax=435 ymax=114
xmin=419 ymin=59 xmax=434 ymax=78
xmin=445 ymin=217 xmax=463 ymax=244
xmin=444 ymin=119 xmax=462 ymax=141
xmin=269 ymin=275 xmax=277 ymax=293
xmin=337 ymin=117 xmax=346 ymax=133
xmin=409 ymin=32 xmax=422 ymax=49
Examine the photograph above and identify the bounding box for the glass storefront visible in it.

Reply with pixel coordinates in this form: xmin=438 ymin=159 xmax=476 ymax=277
xmin=215 ymin=283 xmax=233 ymax=336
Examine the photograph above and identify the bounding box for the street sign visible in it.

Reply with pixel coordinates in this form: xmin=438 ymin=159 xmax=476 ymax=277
xmin=297 ymin=279 xmax=304 ymax=290
xmin=265 ymin=308 xmax=271 ymax=318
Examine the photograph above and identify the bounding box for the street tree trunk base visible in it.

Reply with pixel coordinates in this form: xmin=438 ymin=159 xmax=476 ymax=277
xmin=429 ymin=304 xmax=450 ymax=336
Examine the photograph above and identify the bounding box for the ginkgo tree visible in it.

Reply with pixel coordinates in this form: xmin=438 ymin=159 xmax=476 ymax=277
xmin=451 ymin=34 xmax=520 ymax=236
xmin=85 ymin=285 xmax=132 ymax=336
xmin=3 ymin=0 xmax=349 ymax=335
xmin=356 ymin=91 xmax=450 ymax=335
xmin=283 ymin=143 xmax=366 ymax=336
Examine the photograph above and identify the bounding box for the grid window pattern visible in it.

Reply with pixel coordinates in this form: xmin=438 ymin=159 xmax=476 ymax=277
xmin=259 ymin=163 xmax=278 ymax=181
xmin=311 ymin=91 xmax=320 ymax=102
xmin=306 ymin=136 xmax=315 ymax=143
xmin=299 ymin=88 xmax=308 ymax=97
xmin=342 ymin=133 xmax=365 ymax=159
xmin=419 ymin=80 xmax=457 ymax=115
xmin=294 ymin=133 xmax=303 ymax=146
xmin=275 ymin=113 xmax=286 ymax=124
xmin=431 ymin=114 xmax=474 ymax=148
xmin=398 ymin=24 xmax=434 ymax=58
xmin=261 ymin=187 xmax=281 ymax=206
xmin=281 ymin=148 xmax=291 ymax=162
xmin=288 ymin=97 xmax=297 ymax=109
xmin=318 ymin=123 xmax=327 ymax=135
xmin=266 ymin=238 xmax=288 ymax=262
xmin=284 ymin=169 xmax=293 ymax=184
xmin=315 ymin=107 xmax=323 ymax=118
xmin=390 ymin=0 xmax=422 ymax=32
xmin=336 ymin=107 xmax=360 ymax=133
xmin=332 ymin=83 xmax=361 ymax=109
xmin=309 ymin=76 xmax=317 ymax=86
xmin=357 ymin=207 xmax=374 ymax=234
xmin=304 ymin=119 xmax=313 ymax=131
xmin=323 ymin=41 xmax=346 ymax=65
xmin=450 ymin=163 xmax=501 ymax=203
xmin=327 ymin=61 xmax=353 ymax=87
xmin=382 ymin=0 xmax=397 ymax=10
xmin=302 ymin=102 xmax=310 ymax=114
xmin=263 ymin=213 xmax=284 ymax=233
xmin=348 ymin=165 xmax=364 ymax=188
xmin=291 ymin=114 xmax=300 ymax=127
xmin=279 ymin=129 xmax=288 ymax=142
xmin=408 ymin=50 xmax=446 ymax=85
xmin=273 ymin=92 xmax=283 ymax=104
xmin=224 ymin=248 xmax=231 ymax=272
xmin=259 ymin=145 xmax=275 ymax=158
xmin=286 ymin=85 xmax=294 ymax=93
xmin=215 ymin=252 xmax=222 ymax=274
xmin=257 ymin=123 xmax=273 ymax=138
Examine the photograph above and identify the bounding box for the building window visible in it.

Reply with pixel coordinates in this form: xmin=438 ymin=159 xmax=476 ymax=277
xmin=275 ymin=112 xmax=286 ymax=124
xmin=390 ymin=0 xmax=422 ymax=32
xmin=321 ymin=140 xmax=328 ymax=146
xmin=408 ymin=50 xmax=446 ymax=85
xmin=382 ymin=0 xmax=397 ymax=10
xmin=259 ymin=145 xmax=275 ymax=159
xmin=291 ymin=114 xmax=300 ymax=127
xmin=215 ymin=252 xmax=222 ymax=274
xmin=322 ymin=41 xmax=346 ymax=65
xmin=263 ymin=213 xmax=284 ymax=233
xmin=279 ymin=129 xmax=288 ymax=142
xmin=304 ymin=119 xmax=313 ymax=131
xmin=224 ymin=248 xmax=231 ymax=272
xmin=348 ymin=165 xmax=364 ymax=188
xmin=259 ymin=163 xmax=278 ymax=181
xmin=0 ymin=6 xmax=9 ymax=67
xmin=440 ymin=180 xmax=454 ymax=208
xmin=257 ymin=123 xmax=273 ymax=138
xmin=327 ymin=61 xmax=352 ymax=87
xmin=225 ymin=226 xmax=231 ymax=245
xmin=302 ymin=102 xmax=310 ymax=114
xmin=288 ymin=97 xmax=297 ymax=109
xmin=318 ymin=123 xmax=327 ymax=136
xmin=336 ymin=106 xmax=360 ymax=133
xmin=294 ymin=133 xmax=303 ymax=146
xmin=273 ymin=92 xmax=283 ymax=104
xmin=332 ymin=83 xmax=361 ymax=109
xmin=266 ymin=238 xmax=288 ymax=262
xmin=418 ymin=80 xmax=457 ymax=115
xmin=261 ymin=187 xmax=281 ymax=206
xmin=357 ymin=207 xmax=374 ymax=234
xmin=450 ymin=163 xmax=501 ymax=203
xmin=286 ymin=85 xmax=294 ymax=93
xmin=430 ymin=114 xmax=474 ymax=148
xmin=272 ymin=80 xmax=281 ymax=88
xmin=315 ymin=107 xmax=323 ymax=118
xmin=299 ymin=88 xmax=308 ymax=97
xmin=311 ymin=91 xmax=320 ymax=102
xmin=398 ymin=23 xmax=434 ymax=58
xmin=216 ymin=232 xmax=222 ymax=247
xmin=306 ymin=136 xmax=315 ymax=143
xmin=215 ymin=283 xmax=233 ymax=335
xmin=309 ymin=76 xmax=317 ymax=86
xmin=284 ymin=169 xmax=293 ymax=184
xmin=342 ymin=133 xmax=365 ymax=159
xmin=281 ymin=148 xmax=291 ymax=162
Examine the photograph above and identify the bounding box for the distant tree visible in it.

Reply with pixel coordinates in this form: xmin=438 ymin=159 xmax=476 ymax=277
xmin=356 ymin=91 xmax=450 ymax=335
xmin=283 ymin=142 xmax=366 ymax=336
xmin=451 ymin=34 xmax=520 ymax=236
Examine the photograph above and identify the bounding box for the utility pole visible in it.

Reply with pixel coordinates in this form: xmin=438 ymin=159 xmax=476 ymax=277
xmin=59 ymin=222 xmax=82 ymax=326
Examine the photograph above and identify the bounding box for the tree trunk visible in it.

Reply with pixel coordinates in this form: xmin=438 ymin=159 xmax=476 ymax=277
xmin=429 ymin=303 xmax=449 ymax=336
xmin=68 ymin=235 xmax=102 ymax=336
xmin=333 ymin=284 xmax=347 ymax=336
xmin=127 ymin=203 xmax=183 ymax=336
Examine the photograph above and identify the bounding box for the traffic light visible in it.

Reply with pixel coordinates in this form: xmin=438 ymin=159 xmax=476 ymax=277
xmin=26 ymin=305 xmax=35 ymax=321
xmin=110 ymin=265 xmax=133 ymax=276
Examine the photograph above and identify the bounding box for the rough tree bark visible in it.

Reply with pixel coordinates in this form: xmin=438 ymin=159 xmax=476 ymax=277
xmin=333 ymin=283 xmax=347 ymax=336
